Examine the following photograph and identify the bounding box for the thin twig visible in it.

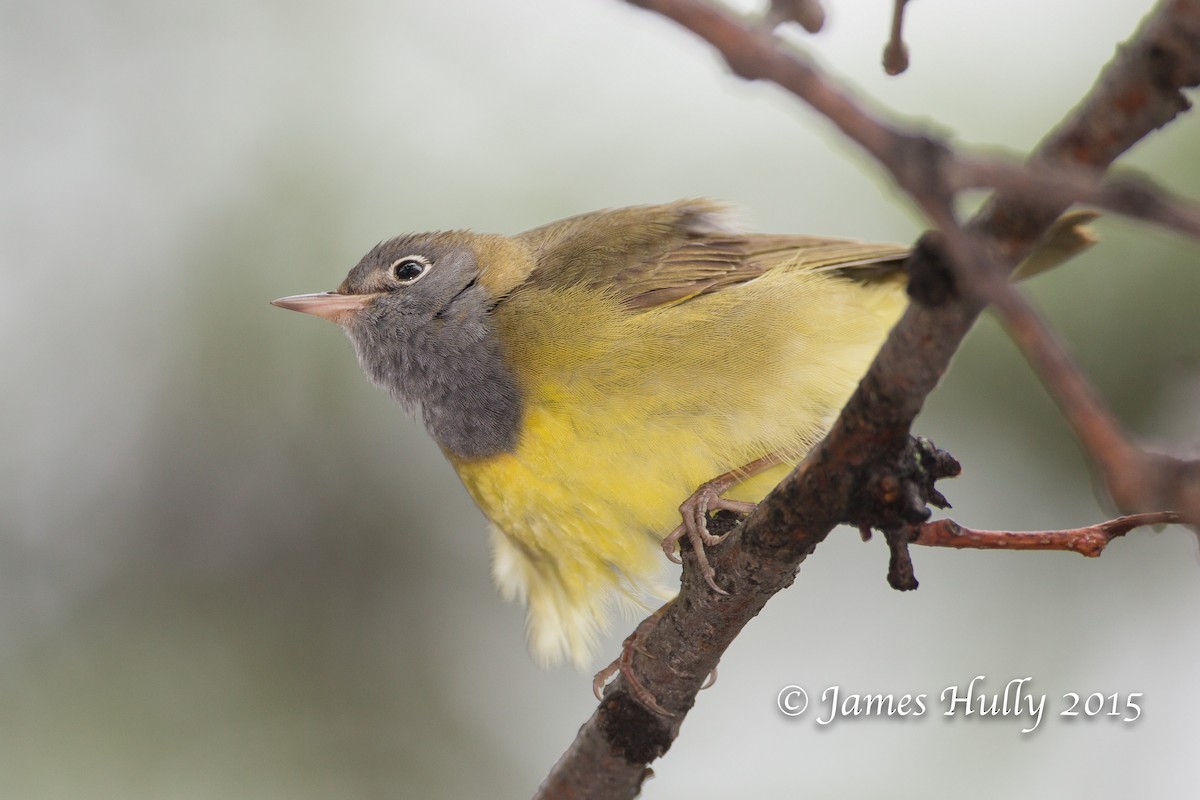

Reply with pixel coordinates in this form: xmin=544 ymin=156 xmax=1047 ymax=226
xmin=883 ymin=0 xmax=911 ymax=75
xmin=951 ymin=156 xmax=1200 ymax=242
xmin=765 ymin=0 xmax=825 ymax=33
xmin=915 ymin=512 xmax=1181 ymax=557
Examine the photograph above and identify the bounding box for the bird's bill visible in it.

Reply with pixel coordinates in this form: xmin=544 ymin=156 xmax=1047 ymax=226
xmin=271 ymin=292 xmax=373 ymax=323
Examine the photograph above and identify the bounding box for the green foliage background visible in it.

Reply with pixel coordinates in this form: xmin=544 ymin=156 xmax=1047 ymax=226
xmin=3 ymin=0 xmax=1198 ymax=797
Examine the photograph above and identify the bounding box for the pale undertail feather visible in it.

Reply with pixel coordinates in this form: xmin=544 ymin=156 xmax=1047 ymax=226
xmin=489 ymin=525 xmax=673 ymax=670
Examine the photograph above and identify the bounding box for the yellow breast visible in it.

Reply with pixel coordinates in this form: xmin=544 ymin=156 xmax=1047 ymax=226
xmin=450 ymin=266 xmax=906 ymax=667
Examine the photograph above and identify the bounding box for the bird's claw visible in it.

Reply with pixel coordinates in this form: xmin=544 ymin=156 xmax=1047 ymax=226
xmin=661 ymin=481 xmax=757 ymax=595
xmin=592 ymin=612 xmax=673 ymax=717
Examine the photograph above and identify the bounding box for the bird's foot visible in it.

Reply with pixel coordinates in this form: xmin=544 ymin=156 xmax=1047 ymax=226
xmin=661 ymin=479 xmax=757 ymax=595
xmin=592 ymin=605 xmax=718 ymax=716
xmin=593 ymin=608 xmax=673 ymax=717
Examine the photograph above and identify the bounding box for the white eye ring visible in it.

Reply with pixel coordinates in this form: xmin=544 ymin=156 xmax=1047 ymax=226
xmin=390 ymin=255 xmax=431 ymax=284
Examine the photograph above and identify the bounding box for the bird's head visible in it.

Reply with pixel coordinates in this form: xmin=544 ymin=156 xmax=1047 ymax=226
xmin=272 ymin=231 xmax=488 ymax=335
xmin=272 ymin=230 xmax=529 ymax=458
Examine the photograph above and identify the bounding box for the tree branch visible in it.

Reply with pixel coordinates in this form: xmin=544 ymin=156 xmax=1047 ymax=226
xmin=536 ymin=2 xmax=1200 ymax=797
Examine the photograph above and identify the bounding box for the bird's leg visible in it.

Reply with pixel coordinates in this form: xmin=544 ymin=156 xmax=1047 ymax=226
xmin=661 ymin=451 xmax=790 ymax=594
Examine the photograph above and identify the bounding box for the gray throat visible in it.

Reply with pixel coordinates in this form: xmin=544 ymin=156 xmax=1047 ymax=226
xmin=348 ymin=312 xmax=523 ymax=460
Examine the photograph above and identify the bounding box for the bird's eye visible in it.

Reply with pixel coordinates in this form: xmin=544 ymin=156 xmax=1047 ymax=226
xmin=390 ymin=256 xmax=430 ymax=284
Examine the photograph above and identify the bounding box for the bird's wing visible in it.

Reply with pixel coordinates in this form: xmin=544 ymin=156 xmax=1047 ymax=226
xmin=515 ymin=199 xmax=910 ymax=310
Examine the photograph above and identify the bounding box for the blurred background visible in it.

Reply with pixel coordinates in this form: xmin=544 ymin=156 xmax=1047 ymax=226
xmin=3 ymin=0 xmax=1198 ymax=797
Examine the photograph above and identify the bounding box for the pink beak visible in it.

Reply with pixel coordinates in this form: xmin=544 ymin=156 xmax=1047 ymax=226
xmin=271 ymin=292 xmax=374 ymax=324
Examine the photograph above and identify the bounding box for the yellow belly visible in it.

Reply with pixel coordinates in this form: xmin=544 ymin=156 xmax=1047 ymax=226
xmin=450 ymin=267 xmax=906 ymax=668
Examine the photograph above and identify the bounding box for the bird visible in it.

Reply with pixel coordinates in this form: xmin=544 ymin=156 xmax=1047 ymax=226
xmin=272 ymin=199 xmax=1093 ymax=670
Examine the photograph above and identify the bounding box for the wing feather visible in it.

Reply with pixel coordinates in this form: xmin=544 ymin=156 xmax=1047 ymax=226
xmin=516 ymin=200 xmax=910 ymax=311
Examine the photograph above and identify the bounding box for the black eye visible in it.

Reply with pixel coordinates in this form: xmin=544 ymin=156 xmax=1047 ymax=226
xmin=390 ymin=256 xmax=429 ymax=284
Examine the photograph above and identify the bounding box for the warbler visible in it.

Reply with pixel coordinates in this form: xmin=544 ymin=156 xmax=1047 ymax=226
xmin=273 ymin=199 xmax=1092 ymax=668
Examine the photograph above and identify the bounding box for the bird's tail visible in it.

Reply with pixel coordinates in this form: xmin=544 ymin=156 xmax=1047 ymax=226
xmin=1012 ymin=209 xmax=1101 ymax=280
